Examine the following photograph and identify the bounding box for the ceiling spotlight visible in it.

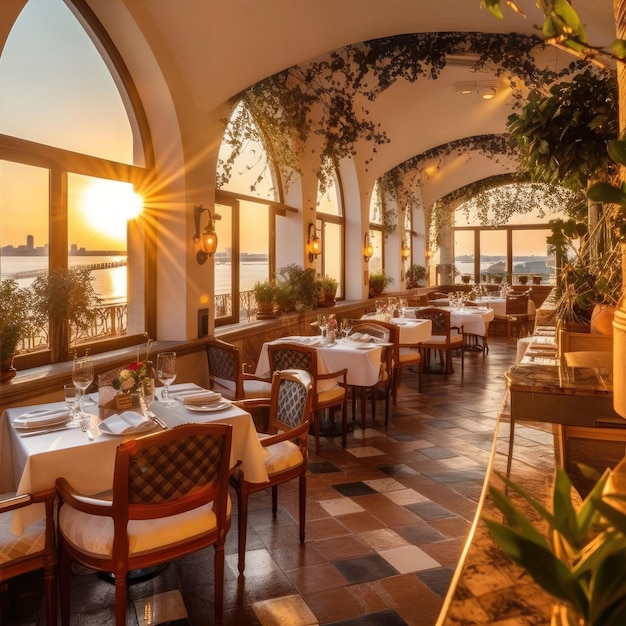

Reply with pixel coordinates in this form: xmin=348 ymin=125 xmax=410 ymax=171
xmin=478 ymin=86 xmax=496 ymax=100
xmin=455 ymin=82 xmax=475 ymax=95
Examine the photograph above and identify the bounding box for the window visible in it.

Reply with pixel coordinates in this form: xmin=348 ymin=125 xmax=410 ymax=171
xmin=368 ymin=182 xmax=385 ymax=273
xmin=314 ymin=171 xmax=344 ymax=299
xmin=1 ymin=0 xmax=151 ymax=364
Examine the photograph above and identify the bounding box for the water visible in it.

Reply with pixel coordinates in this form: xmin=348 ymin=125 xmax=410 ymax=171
xmin=1 ymin=256 xmax=269 ymax=301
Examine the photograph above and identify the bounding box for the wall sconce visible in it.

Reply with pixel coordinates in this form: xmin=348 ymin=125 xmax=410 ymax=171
xmin=401 ymin=241 xmax=411 ymax=261
xmin=307 ymin=222 xmax=322 ymax=262
xmin=455 ymin=81 xmax=497 ymax=100
xmin=193 ymin=204 xmax=218 ymax=265
xmin=363 ymin=232 xmax=374 ymax=262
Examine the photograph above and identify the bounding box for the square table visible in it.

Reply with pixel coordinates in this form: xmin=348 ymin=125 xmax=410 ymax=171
xmin=1 ymin=384 xmax=269 ymax=534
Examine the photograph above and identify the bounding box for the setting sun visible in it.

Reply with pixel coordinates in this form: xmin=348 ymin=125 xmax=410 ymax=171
xmin=81 ymin=179 xmax=143 ymax=240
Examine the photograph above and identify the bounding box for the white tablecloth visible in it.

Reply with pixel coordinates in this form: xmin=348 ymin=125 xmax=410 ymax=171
xmin=474 ymin=297 xmax=536 ymax=318
xmin=408 ymin=306 xmax=495 ymax=337
xmin=255 ymin=336 xmax=385 ymax=387
xmin=360 ymin=315 xmax=432 ymax=344
xmin=2 ymin=384 xmax=269 ymax=533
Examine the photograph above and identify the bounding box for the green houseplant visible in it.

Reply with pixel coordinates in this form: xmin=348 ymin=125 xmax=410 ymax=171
xmin=406 ymin=264 xmax=426 ymax=289
xmin=276 ymin=263 xmax=319 ymax=311
xmin=0 ymin=279 xmax=33 ymax=381
xmin=252 ymin=280 xmax=277 ymax=318
xmin=369 ymin=271 xmax=393 ymax=295
xmin=29 ymin=267 xmax=101 ymax=362
xmin=485 ymin=464 xmax=626 ymax=626
xmin=318 ymin=275 xmax=338 ymax=306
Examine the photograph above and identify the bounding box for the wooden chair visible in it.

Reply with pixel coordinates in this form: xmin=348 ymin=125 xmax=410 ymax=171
xmin=206 ymin=337 xmax=272 ymax=400
xmin=56 ymin=423 xmax=233 ymax=626
xmin=413 ymin=307 xmax=464 ymax=374
xmin=230 ymin=369 xmax=313 ymax=574
xmin=267 ymin=342 xmax=347 ymax=452
xmin=348 ymin=321 xmax=394 ymax=427
xmin=504 ymin=293 xmax=530 ymax=337
xmin=0 ymin=489 xmax=57 ymax=625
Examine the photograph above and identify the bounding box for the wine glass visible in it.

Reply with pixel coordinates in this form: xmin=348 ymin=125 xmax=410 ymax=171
xmin=72 ymin=355 xmax=94 ymax=418
xmin=317 ymin=314 xmax=328 ymax=340
xmin=398 ymin=297 xmax=408 ymax=319
xmin=340 ymin=318 xmax=352 ymax=339
xmin=156 ymin=352 xmax=177 ymax=405
xmin=64 ymin=383 xmax=81 ymax=428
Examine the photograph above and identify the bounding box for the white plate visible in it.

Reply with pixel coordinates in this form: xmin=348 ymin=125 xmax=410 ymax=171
xmin=13 ymin=411 xmax=69 ymax=429
xmin=185 ymin=401 xmax=231 ymax=412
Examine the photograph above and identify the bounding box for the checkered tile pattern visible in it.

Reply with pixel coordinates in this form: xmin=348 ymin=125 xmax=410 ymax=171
xmin=128 ymin=434 xmax=224 ymax=504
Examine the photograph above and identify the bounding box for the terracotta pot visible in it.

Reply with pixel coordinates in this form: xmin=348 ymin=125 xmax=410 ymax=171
xmin=590 ymin=303 xmax=615 ymax=335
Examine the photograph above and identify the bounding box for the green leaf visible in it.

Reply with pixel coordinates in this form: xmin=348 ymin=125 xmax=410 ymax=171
xmin=480 ymin=0 xmax=504 ymax=20
xmin=587 ymin=182 xmax=626 ymax=207
xmin=609 ymin=39 xmax=626 ymax=60
xmin=607 ymin=139 xmax=626 ymax=167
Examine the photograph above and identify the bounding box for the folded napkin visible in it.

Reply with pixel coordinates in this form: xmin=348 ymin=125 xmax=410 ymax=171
xmin=182 ymin=391 xmax=222 ymax=406
xmin=100 ymin=411 xmax=153 ymax=435
xmin=350 ymin=332 xmax=372 ymax=342
xmin=14 ymin=408 xmax=70 ymax=428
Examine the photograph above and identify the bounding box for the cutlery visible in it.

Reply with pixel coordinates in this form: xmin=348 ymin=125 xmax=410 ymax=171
xmin=20 ymin=425 xmax=74 ymax=438
xmin=139 ymin=393 xmax=167 ymax=429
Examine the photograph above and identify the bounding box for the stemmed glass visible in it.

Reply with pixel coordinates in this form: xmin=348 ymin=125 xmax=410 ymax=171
xmin=398 ymin=298 xmax=408 ymax=319
xmin=340 ymin=319 xmax=352 ymax=340
xmin=317 ymin=314 xmax=328 ymax=340
xmin=64 ymin=383 xmax=81 ymax=428
xmin=72 ymin=354 xmax=94 ymax=422
xmin=156 ymin=352 xmax=177 ymax=405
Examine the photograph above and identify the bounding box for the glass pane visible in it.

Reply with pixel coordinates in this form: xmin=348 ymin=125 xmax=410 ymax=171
xmin=369 ymin=229 xmax=384 ymax=274
xmin=0 ymin=160 xmax=49 ymax=352
xmin=323 ymin=222 xmax=343 ymax=297
xmin=369 ymin=182 xmax=383 ymax=225
xmin=454 ymin=231 xmax=475 ymax=284
xmin=480 ymin=230 xmax=507 ymax=283
xmin=1 ymin=0 xmax=138 ymax=165
xmin=68 ymin=174 xmax=142 ymax=344
xmin=317 ymin=174 xmax=342 ymax=216
xmin=218 ymin=102 xmax=279 ymax=201
xmin=214 ymin=203 xmax=233 ymax=319
xmin=240 ymin=201 xmax=269 ymax=290
xmin=512 ymin=229 xmax=555 ymax=285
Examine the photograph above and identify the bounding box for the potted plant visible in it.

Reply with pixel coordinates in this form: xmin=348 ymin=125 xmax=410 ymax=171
xmin=461 ymin=274 xmax=471 ymax=285
xmin=318 ymin=275 xmax=338 ymax=306
xmin=29 ymin=267 xmax=101 ymax=362
xmin=252 ymin=280 xmax=277 ymax=318
xmin=369 ymin=271 xmax=393 ymax=295
xmin=277 ymin=263 xmax=319 ymax=311
xmin=0 ymin=279 xmax=33 ymax=381
xmin=517 ymin=275 xmax=529 ymax=285
xmin=533 ymin=275 xmax=542 ymax=285
xmin=406 ymin=264 xmax=426 ymax=289
xmin=485 ymin=462 xmax=626 ymax=626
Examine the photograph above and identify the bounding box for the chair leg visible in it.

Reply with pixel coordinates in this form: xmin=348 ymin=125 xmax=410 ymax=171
xmin=214 ymin=540 xmax=225 ymax=625
xmin=384 ymin=385 xmax=390 ymax=425
xmin=59 ymin=544 xmax=72 ymax=626
xmin=271 ymin=485 xmax=278 ymax=517
xmin=236 ymin=482 xmax=248 ymax=575
xmin=314 ymin=410 xmax=321 ymax=453
xmin=341 ymin=396 xmax=348 ymax=448
xmin=114 ymin=572 xmax=128 ymax=625
xmin=361 ymin=387 xmax=367 ymax=429
xmin=299 ymin=472 xmax=306 ymax=543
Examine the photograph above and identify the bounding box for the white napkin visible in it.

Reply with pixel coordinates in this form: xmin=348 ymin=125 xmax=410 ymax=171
xmin=182 ymin=391 xmax=222 ymax=406
xmin=350 ymin=332 xmax=372 ymax=342
xmin=100 ymin=411 xmax=153 ymax=435
xmin=14 ymin=408 xmax=70 ymax=428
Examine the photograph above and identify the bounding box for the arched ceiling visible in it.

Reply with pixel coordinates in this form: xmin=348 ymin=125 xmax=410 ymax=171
xmin=86 ymin=0 xmax=617 ymax=205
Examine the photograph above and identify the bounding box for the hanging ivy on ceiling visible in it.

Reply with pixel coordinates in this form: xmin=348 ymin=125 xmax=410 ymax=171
xmin=217 ymin=31 xmax=581 ymax=195
xmin=428 ymin=174 xmax=587 ymax=251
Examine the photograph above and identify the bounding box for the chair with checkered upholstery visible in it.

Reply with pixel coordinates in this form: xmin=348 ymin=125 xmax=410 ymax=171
xmin=206 ymin=337 xmax=272 ymax=400
xmin=231 ymin=369 xmax=313 ymax=574
xmin=0 ymin=489 xmax=57 ymax=625
xmin=267 ymin=342 xmax=347 ymax=452
xmin=56 ymin=423 xmax=233 ymax=626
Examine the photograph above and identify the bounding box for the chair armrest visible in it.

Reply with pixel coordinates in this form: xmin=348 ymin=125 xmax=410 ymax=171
xmin=0 ymin=488 xmax=56 ymax=513
xmin=451 ymin=325 xmax=464 ymax=335
xmin=233 ymin=397 xmax=271 ymax=411
xmin=242 ymin=372 xmax=272 ymax=383
xmin=315 ymin=368 xmax=348 ymax=385
xmin=56 ymin=477 xmax=113 ymax=515
xmin=259 ymin=420 xmax=310 ymax=447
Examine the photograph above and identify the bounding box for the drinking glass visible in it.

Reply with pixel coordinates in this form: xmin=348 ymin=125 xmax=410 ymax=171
xmin=340 ymin=318 xmax=352 ymax=339
xmin=64 ymin=383 xmax=81 ymax=428
xmin=72 ymin=355 xmax=94 ymax=418
xmin=398 ymin=298 xmax=408 ymax=318
xmin=156 ymin=352 xmax=177 ymax=405
xmin=140 ymin=361 xmax=156 ymax=415
xmin=317 ymin=314 xmax=328 ymax=339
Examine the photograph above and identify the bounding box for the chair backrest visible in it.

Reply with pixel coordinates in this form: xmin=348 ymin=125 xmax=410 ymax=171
xmin=349 ymin=321 xmax=394 ymax=378
xmin=413 ymin=307 xmax=454 ymax=339
xmin=112 ymin=423 xmax=232 ymax=525
xmin=505 ymin=294 xmax=529 ymax=316
xmin=206 ymin=337 xmax=243 ymax=398
xmin=267 ymin=343 xmax=317 ymax=378
xmin=267 ymin=369 xmax=313 ymax=436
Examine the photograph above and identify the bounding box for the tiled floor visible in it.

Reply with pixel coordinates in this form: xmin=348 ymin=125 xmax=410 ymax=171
xmin=2 ymin=335 xmax=542 ymax=626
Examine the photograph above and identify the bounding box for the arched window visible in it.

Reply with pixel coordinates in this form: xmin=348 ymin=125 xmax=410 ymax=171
xmin=367 ymin=182 xmax=385 ymax=273
xmin=0 ymin=0 xmax=151 ymax=365
xmin=313 ymin=170 xmax=345 ymax=299
xmin=215 ymin=101 xmax=293 ymax=324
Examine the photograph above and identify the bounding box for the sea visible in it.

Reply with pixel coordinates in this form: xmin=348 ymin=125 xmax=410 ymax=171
xmin=0 ymin=256 xmax=269 ymax=302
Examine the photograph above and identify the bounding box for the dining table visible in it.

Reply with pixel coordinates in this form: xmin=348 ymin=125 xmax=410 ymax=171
xmin=1 ymin=383 xmax=270 ymax=535
xmin=406 ymin=305 xmax=495 ymax=337
xmin=255 ymin=335 xmax=387 ymax=388
xmin=359 ymin=314 xmax=432 ymax=345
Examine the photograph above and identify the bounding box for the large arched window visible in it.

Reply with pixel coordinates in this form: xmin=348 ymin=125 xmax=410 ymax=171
xmin=313 ymin=171 xmax=345 ymax=299
xmin=1 ymin=0 xmax=151 ymax=365
xmin=367 ymin=182 xmax=385 ymax=273
xmin=215 ymin=101 xmax=295 ymax=324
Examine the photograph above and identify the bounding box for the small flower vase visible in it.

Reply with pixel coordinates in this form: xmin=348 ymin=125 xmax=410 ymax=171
xmin=327 ymin=329 xmax=336 ymax=345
